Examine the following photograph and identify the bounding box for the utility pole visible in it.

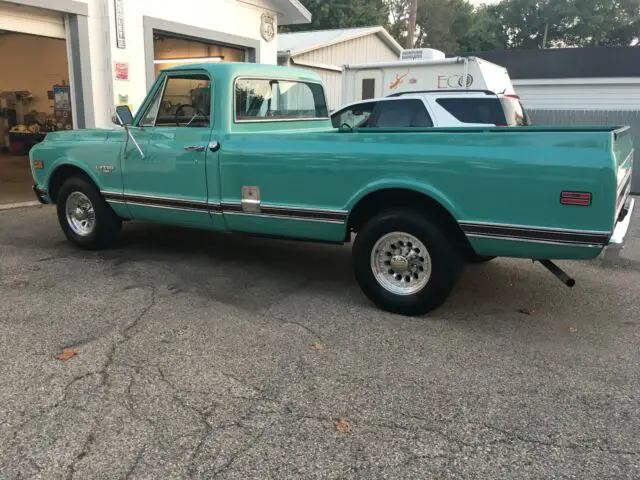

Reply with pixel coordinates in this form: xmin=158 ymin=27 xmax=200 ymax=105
xmin=407 ymin=0 xmax=418 ymax=48
xmin=541 ymin=23 xmax=549 ymax=49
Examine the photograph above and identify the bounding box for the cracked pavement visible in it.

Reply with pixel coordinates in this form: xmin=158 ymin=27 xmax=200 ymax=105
xmin=1 ymin=203 xmax=639 ymax=479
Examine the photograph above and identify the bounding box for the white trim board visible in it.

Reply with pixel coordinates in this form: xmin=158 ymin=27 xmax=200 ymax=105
xmin=513 ymin=77 xmax=640 ymax=86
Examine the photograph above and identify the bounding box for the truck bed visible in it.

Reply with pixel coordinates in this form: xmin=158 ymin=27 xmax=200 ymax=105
xmin=221 ymin=125 xmax=633 ymax=260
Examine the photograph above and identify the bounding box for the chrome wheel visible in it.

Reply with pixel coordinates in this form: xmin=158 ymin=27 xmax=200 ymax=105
xmin=65 ymin=191 xmax=96 ymax=237
xmin=370 ymin=231 xmax=432 ymax=295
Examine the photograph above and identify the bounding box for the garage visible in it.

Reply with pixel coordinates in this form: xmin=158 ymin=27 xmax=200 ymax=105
xmin=152 ymin=32 xmax=247 ymax=78
xmin=0 ymin=0 xmax=312 ymax=207
xmin=0 ymin=2 xmax=75 ymax=205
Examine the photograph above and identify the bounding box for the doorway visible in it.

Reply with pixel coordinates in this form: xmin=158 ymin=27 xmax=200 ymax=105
xmin=0 ymin=31 xmax=72 ymax=205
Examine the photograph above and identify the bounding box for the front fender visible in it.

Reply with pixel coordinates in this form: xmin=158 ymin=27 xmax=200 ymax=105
xmin=44 ymin=158 xmax=102 ymax=191
xmin=29 ymin=134 xmax=123 ymax=198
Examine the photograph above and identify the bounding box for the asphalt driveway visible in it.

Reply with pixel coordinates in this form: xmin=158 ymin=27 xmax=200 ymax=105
xmin=1 ymin=204 xmax=639 ymax=479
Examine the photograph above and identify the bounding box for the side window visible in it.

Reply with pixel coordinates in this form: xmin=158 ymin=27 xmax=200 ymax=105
xmin=139 ymin=81 xmax=164 ymax=127
xmin=235 ymin=78 xmax=328 ymax=121
xmin=436 ymin=97 xmax=507 ymax=125
xmin=139 ymin=74 xmax=212 ymax=127
xmin=332 ymin=102 xmax=376 ymax=128
xmin=412 ymin=105 xmax=434 ymax=127
xmin=373 ymin=99 xmax=433 ymax=128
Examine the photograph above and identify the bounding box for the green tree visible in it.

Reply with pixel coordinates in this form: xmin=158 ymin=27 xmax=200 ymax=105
xmin=279 ymin=0 xmax=390 ymax=32
xmin=387 ymin=0 xmax=410 ymax=45
xmin=457 ymin=5 xmax=508 ymax=52
xmin=495 ymin=0 xmax=639 ymax=48
xmin=414 ymin=0 xmax=474 ymax=51
xmin=386 ymin=0 xmax=490 ymax=52
xmin=566 ymin=0 xmax=640 ymax=46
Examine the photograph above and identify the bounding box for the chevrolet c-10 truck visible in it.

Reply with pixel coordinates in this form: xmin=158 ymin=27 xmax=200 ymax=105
xmin=29 ymin=63 xmax=635 ymax=316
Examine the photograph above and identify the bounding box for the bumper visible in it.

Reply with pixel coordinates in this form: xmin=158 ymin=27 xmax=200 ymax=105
xmin=609 ymin=197 xmax=635 ymax=245
xmin=32 ymin=184 xmax=51 ymax=204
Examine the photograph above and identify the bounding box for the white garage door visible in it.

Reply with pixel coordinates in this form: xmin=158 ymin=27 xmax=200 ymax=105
xmin=0 ymin=3 xmax=65 ymax=39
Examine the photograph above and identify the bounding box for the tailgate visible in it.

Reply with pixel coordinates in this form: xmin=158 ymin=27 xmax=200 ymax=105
xmin=613 ymin=127 xmax=634 ymax=224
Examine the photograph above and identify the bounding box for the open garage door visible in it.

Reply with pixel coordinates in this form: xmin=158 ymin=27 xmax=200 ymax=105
xmin=0 ymin=4 xmax=71 ymax=206
xmin=0 ymin=2 xmax=65 ymax=39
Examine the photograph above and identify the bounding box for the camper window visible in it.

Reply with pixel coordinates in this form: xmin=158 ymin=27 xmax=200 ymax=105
xmin=362 ymin=79 xmax=375 ymax=100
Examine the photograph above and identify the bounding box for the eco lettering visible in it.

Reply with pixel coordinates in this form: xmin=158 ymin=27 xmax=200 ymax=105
xmin=437 ymin=74 xmax=474 ymax=88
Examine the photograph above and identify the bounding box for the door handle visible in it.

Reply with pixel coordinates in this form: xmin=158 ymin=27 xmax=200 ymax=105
xmin=209 ymin=141 xmax=221 ymax=152
xmin=184 ymin=145 xmax=205 ymax=152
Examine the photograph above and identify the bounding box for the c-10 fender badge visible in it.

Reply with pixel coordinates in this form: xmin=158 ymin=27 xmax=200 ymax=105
xmin=96 ymin=165 xmax=114 ymax=174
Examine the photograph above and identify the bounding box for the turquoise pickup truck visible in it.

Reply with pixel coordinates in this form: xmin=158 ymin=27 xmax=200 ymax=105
xmin=30 ymin=63 xmax=635 ymax=316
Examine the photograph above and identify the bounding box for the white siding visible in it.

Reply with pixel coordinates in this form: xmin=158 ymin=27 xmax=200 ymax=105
xmin=293 ymin=67 xmax=342 ymax=112
xmin=75 ymin=0 xmax=280 ymax=127
xmin=291 ymin=33 xmax=399 ymax=110
xmin=0 ymin=2 xmax=65 ymax=39
xmin=514 ymin=79 xmax=640 ymax=111
xmin=294 ymin=33 xmax=398 ymax=66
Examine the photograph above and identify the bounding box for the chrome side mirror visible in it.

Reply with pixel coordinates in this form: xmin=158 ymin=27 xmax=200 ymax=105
xmin=111 ymin=113 xmax=122 ymax=126
xmin=114 ymin=105 xmax=133 ymax=126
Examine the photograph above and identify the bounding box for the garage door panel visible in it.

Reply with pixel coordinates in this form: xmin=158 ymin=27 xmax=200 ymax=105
xmin=0 ymin=3 xmax=65 ymax=39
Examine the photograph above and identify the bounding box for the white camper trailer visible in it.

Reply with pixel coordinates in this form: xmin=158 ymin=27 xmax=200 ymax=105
xmin=342 ymin=52 xmax=516 ymax=104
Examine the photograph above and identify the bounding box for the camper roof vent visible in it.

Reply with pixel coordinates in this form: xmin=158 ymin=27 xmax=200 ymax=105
xmin=400 ymin=48 xmax=446 ymax=61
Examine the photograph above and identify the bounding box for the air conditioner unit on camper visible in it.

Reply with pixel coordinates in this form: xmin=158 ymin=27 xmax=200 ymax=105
xmin=400 ymin=48 xmax=445 ymax=61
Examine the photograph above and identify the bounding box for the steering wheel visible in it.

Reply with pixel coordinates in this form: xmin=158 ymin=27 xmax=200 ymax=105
xmin=173 ymin=104 xmax=192 ymax=125
xmin=174 ymin=104 xmax=207 ymax=126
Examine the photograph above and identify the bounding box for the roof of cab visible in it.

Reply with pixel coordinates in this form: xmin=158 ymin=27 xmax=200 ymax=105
xmin=161 ymin=61 xmax=324 ymax=83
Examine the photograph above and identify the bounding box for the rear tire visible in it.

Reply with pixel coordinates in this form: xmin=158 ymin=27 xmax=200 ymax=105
xmin=352 ymin=209 xmax=462 ymax=316
xmin=56 ymin=175 xmax=122 ymax=250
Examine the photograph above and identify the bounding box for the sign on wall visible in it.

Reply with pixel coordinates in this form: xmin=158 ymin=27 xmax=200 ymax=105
xmin=114 ymin=0 xmax=126 ymax=49
xmin=260 ymin=13 xmax=275 ymax=42
xmin=114 ymin=62 xmax=129 ymax=81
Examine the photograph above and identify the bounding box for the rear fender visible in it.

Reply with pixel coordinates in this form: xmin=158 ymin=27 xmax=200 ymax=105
xmin=345 ymin=178 xmax=463 ymax=220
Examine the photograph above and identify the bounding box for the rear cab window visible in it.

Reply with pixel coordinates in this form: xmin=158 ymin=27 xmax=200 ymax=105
xmin=234 ymin=78 xmax=328 ymax=121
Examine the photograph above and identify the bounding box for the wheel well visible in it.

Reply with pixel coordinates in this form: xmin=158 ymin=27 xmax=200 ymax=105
xmin=48 ymin=165 xmax=90 ymax=203
xmin=347 ymin=188 xmax=470 ymax=249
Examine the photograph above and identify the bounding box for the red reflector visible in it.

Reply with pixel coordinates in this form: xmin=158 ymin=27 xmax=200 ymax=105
xmin=561 ymin=191 xmax=592 ymax=206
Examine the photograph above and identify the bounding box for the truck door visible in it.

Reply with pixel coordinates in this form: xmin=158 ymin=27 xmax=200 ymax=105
xmin=122 ymin=71 xmax=221 ymax=229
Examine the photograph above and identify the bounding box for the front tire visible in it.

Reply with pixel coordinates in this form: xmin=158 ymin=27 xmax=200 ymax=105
xmin=56 ymin=175 xmax=122 ymax=249
xmin=352 ymin=209 xmax=462 ymax=316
